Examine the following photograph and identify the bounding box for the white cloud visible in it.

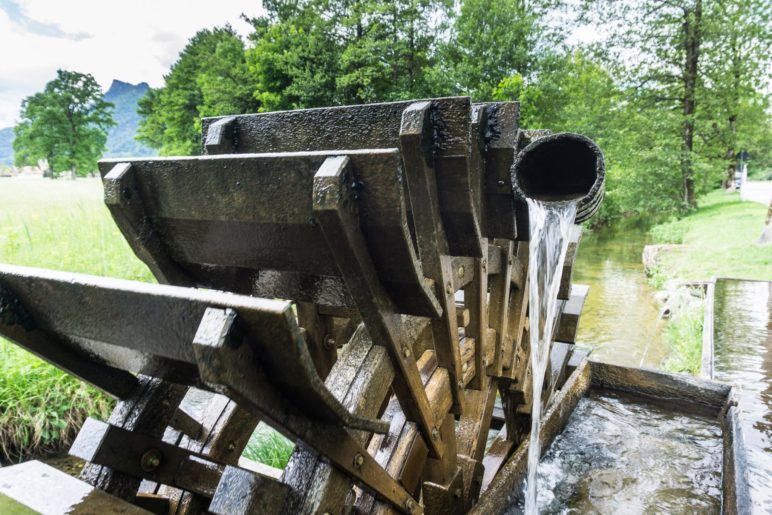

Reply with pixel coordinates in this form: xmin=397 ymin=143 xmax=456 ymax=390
xmin=0 ymin=0 xmax=264 ymax=127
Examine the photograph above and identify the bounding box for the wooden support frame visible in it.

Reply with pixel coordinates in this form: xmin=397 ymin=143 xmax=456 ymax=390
xmin=312 ymin=155 xmax=443 ymax=461
xmin=193 ymin=307 xmax=422 ymax=514
xmin=400 ymin=100 xmax=466 ymax=415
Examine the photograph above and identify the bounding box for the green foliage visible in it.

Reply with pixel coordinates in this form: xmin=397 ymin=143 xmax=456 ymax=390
xmin=649 ymin=220 xmax=687 ymax=244
xmin=662 ymin=291 xmax=705 ymax=375
xmin=131 ymin=0 xmax=770 ymax=224
xmin=242 ymin=424 xmax=295 ymax=469
xmin=442 ymin=0 xmax=553 ymax=100
xmin=13 ymin=70 xmax=114 ymax=177
xmin=649 ymin=190 xmax=772 ymax=281
xmin=246 ymin=9 xmax=340 ymax=111
xmin=0 ymin=341 xmax=113 ymax=462
xmin=136 ymin=26 xmax=258 ymax=155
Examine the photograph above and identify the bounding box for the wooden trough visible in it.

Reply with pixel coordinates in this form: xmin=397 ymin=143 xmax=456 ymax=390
xmin=474 ymin=357 xmax=751 ymax=514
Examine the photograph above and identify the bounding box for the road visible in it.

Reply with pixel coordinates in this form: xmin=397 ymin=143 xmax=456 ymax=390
xmin=741 ymin=180 xmax=772 ymax=206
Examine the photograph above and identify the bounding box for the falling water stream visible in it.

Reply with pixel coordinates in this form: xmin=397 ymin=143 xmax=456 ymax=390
xmin=524 ymin=198 xmax=577 ymax=515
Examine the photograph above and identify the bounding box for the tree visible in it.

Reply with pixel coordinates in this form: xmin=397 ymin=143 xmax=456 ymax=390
xmin=13 ymin=70 xmax=114 ymax=178
xmin=245 ymin=6 xmax=341 ymax=111
xmin=698 ymin=0 xmax=772 ymax=187
xmin=441 ymin=0 xmax=559 ymax=100
xmin=581 ymin=0 xmax=709 ymax=208
xmin=136 ymin=26 xmax=258 ymax=155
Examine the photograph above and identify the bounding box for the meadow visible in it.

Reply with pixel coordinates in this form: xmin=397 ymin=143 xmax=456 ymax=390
xmin=0 ymin=178 xmax=289 ymax=465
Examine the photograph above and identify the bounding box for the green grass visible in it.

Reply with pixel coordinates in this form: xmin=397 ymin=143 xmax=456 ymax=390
xmin=661 ymin=290 xmax=704 ymax=375
xmin=0 ymin=178 xmax=152 ymax=462
xmin=650 ymin=190 xmax=772 ymax=281
xmin=242 ymin=424 xmax=295 ymax=469
xmin=650 ymin=190 xmax=769 ymax=375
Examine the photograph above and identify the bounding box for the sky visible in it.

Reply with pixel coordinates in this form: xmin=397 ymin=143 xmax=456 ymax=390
xmin=0 ymin=0 xmax=264 ymax=128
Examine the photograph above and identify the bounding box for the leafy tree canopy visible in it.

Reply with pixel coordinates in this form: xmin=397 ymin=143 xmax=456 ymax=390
xmin=13 ymin=70 xmax=114 ymax=177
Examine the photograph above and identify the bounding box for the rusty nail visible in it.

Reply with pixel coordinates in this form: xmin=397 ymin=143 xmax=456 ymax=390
xmin=140 ymin=449 xmax=162 ymax=472
xmin=353 ymin=453 xmax=364 ymax=468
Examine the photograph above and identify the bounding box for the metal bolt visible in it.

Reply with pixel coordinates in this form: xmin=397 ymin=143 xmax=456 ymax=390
xmin=405 ymin=498 xmax=417 ymax=511
xmin=353 ymin=453 xmax=365 ymax=468
xmin=482 ymin=259 xmax=487 ymax=272
xmin=497 ymin=180 xmax=505 ymax=187
xmin=454 ymin=488 xmax=462 ymax=499
xmin=402 ymin=347 xmax=412 ymax=358
xmin=431 ymin=427 xmax=439 ymax=440
xmin=458 ymin=379 xmax=464 ymax=388
xmin=457 ymin=266 xmax=465 ymax=278
xmin=482 ymin=357 xmax=488 ymax=367
xmin=140 ymin=449 xmax=162 ymax=472
xmin=446 ymin=283 xmax=453 ymax=295
xmin=227 ymin=441 xmax=236 ymax=452
xmin=323 ymin=334 xmax=336 ymax=349
xmin=462 ymin=362 xmax=469 ymax=372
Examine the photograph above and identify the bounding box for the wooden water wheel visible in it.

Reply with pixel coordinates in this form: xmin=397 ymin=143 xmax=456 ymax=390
xmin=0 ymin=97 xmax=603 ymax=514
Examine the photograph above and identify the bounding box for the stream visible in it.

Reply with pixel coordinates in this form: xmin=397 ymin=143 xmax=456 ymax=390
xmin=572 ymin=226 xmax=667 ymax=369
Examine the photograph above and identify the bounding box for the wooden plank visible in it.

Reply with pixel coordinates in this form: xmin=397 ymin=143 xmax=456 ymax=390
xmin=558 ymin=225 xmax=582 ymax=300
xmin=722 ymin=389 xmax=752 ymax=515
xmin=400 ymin=101 xmax=466 ymax=415
xmin=473 ymin=362 xmax=592 ymax=511
xmin=588 ymin=360 xmax=731 ymax=409
xmin=555 ymin=284 xmax=589 ymax=343
xmin=488 ymin=241 xmax=514 ymax=376
xmin=0 ymin=461 xmax=151 ymax=514
xmin=701 ymin=280 xmax=715 ymax=379
xmin=100 ymin=150 xmax=440 ymax=317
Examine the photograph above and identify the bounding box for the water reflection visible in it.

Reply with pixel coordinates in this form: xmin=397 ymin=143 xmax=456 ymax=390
xmin=573 ymin=227 xmax=667 ymax=368
xmin=712 ymin=279 xmax=772 ymax=511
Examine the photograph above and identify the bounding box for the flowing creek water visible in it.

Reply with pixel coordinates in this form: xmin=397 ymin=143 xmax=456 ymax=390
xmin=572 ymin=226 xmax=667 ymax=368
xmin=712 ymin=279 xmax=772 ymax=511
xmin=524 ymin=199 xmax=577 ymax=514
xmin=514 ymin=222 xmax=728 ymax=513
xmin=506 ymin=390 xmax=723 ymax=514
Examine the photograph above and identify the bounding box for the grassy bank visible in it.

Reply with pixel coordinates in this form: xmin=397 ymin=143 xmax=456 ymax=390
xmin=650 ymin=190 xmax=771 ymax=281
xmin=0 ymin=178 xmax=288 ymax=464
xmin=650 ymin=190 xmax=770 ymax=374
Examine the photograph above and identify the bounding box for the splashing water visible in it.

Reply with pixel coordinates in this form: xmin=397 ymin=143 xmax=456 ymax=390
xmin=524 ymin=198 xmax=577 ymax=515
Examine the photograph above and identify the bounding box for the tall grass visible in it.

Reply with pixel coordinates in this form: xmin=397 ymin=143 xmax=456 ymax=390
xmin=0 ymin=178 xmax=152 ymax=462
xmin=662 ymin=289 xmax=705 ymax=375
xmin=242 ymin=423 xmax=295 ymax=469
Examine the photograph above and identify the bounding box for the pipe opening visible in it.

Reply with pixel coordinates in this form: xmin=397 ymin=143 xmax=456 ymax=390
xmin=515 ymin=135 xmax=600 ymax=202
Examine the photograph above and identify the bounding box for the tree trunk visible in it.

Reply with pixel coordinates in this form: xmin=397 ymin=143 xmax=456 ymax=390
xmin=681 ymin=0 xmax=702 ymax=207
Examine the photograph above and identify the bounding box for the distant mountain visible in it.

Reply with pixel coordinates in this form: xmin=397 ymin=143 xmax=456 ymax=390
xmin=0 ymin=79 xmax=156 ymax=166
xmin=0 ymin=127 xmax=12 ymax=166
xmin=103 ymin=80 xmax=155 ymax=158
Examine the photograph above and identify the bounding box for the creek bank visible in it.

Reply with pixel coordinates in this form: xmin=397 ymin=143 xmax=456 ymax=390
xmin=640 ymin=190 xmax=772 ymax=375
